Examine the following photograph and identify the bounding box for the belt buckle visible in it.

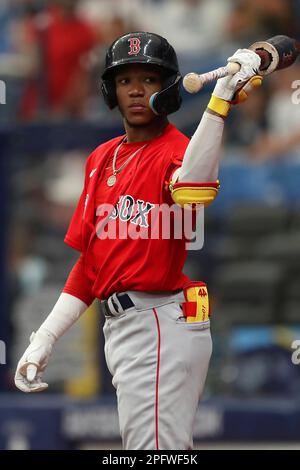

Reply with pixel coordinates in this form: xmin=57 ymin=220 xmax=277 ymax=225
xmin=101 ymin=295 xmax=122 ymax=318
xmin=101 ymin=299 xmax=114 ymax=318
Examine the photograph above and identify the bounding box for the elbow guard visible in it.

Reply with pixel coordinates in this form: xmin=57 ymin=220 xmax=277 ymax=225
xmin=169 ymin=180 xmax=220 ymax=207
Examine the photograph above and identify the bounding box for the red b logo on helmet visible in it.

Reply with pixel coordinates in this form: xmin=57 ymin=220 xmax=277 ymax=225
xmin=128 ymin=38 xmax=141 ymax=55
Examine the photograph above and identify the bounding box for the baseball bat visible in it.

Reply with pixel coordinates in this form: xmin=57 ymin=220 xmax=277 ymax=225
xmin=183 ymin=35 xmax=300 ymax=94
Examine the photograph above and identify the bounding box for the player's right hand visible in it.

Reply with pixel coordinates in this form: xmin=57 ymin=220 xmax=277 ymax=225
xmin=14 ymin=330 xmax=55 ymax=393
xmin=213 ymin=48 xmax=262 ymax=102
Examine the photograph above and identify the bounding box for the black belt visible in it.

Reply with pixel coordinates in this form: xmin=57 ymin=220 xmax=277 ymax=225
xmin=100 ymin=293 xmax=135 ymax=317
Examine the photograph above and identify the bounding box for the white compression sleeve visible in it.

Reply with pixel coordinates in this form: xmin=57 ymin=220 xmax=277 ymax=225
xmin=38 ymin=293 xmax=88 ymax=342
xmin=177 ymin=111 xmax=224 ymax=183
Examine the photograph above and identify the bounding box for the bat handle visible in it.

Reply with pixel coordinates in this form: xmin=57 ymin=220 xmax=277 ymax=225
xmin=183 ymin=61 xmax=242 ymax=93
xmin=200 ymin=61 xmax=241 ymax=86
xmin=227 ymin=61 xmax=241 ymax=75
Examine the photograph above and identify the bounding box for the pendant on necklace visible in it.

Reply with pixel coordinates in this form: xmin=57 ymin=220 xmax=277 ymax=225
xmin=107 ymin=174 xmax=117 ymax=187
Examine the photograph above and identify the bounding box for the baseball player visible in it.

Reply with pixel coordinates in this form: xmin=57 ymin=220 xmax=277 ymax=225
xmin=15 ymin=32 xmax=261 ymax=450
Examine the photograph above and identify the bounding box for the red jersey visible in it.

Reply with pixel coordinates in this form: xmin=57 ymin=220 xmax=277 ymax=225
xmin=64 ymin=123 xmax=191 ymax=300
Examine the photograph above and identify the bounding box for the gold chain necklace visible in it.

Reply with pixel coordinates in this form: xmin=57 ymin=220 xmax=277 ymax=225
xmin=107 ymin=139 xmax=148 ymax=187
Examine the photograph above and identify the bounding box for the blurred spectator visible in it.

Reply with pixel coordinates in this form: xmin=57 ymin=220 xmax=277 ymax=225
xmin=77 ymin=0 xmax=138 ymax=41
xmin=227 ymin=0 xmax=298 ymax=48
xmin=20 ymin=0 xmax=100 ymax=120
xmin=248 ymin=64 xmax=300 ymax=161
xmin=225 ymin=84 xmax=269 ymax=149
xmin=127 ymin=0 xmax=233 ymax=55
xmin=8 ymin=149 xmax=84 ymax=300
xmin=249 ymin=128 xmax=300 ymax=161
xmin=0 ymin=0 xmax=12 ymax=54
xmin=75 ymin=1 xmax=139 ymax=122
xmin=0 ymin=2 xmax=54 ymax=79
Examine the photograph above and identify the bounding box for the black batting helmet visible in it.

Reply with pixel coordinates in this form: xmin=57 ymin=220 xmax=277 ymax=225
xmin=101 ymin=32 xmax=182 ymax=115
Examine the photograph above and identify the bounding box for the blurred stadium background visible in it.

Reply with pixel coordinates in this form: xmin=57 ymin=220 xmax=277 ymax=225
xmin=0 ymin=0 xmax=300 ymax=450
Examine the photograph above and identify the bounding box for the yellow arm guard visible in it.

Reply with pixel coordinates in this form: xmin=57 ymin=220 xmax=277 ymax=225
xmin=169 ymin=180 xmax=220 ymax=208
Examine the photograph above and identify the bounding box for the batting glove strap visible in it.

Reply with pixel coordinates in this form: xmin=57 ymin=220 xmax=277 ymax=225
xmin=231 ymin=75 xmax=263 ymax=105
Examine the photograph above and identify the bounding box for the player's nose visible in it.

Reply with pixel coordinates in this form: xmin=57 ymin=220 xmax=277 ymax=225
xmin=128 ymin=80 xmax=145 ymax=97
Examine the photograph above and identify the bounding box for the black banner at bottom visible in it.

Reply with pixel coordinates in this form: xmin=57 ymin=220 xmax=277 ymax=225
xmin=0 ymin=449 xmax=294 ymax=465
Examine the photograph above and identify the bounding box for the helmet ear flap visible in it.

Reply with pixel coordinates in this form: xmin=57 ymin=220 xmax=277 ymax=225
xmin=101 ymin=80 xmax=118 ymax=109
xmin=149 ymin=92 xmax=159 ymax=115
xmin=149 ymin=73 xmax=182 ymax=115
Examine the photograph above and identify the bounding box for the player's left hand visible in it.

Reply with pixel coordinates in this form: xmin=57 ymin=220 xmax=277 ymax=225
xmin=213 ymin=49 xmax=262 ymax=103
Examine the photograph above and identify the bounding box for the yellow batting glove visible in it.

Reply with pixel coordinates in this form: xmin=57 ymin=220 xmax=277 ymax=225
xmin=231 ymin=75 xmax=263 ymax=105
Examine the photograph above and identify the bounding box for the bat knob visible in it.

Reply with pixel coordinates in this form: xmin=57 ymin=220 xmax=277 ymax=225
xmin=183 ymin=73 xmax=203 ymax=93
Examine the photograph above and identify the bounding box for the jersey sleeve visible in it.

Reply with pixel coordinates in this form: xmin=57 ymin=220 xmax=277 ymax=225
xmin=162 ymin=153 xmax=183 ymax=204
xmin=64 ymin=190 xmax=86 ymax=251
xmin=64 ymin=154 xmax=92 ymax=251
xmin=63 ymin=254 xmax=95 ymax=306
